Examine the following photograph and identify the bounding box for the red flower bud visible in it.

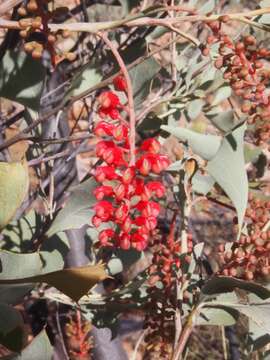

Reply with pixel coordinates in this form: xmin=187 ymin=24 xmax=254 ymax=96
xmin=122 ymin=167 xmax=135 ymax=184
xmin=147 ymin=181 xmax=165 ymax=198
xmin=113 ymin=75 xmax=127 ymax=92
xmin=94 ymin=166 xmax=118 ymax=182
xmin=140 ymin=138 xmax=161 ymax=154
xmin=119 ymin=233 xmax=131 ymax=250
xmin=112 ymin=124 xmax=128 ymax=141
xmin=99 ymin=228 xmax=115 ymax=246
xmin=136 ymin=156 xmax=151 ymax=176
xmin=98 ymin=91 xmax=119 ymax=109
xmin=94 ymin=121 xmax=114 ymax=137
xmin=93 ymin=185 xmax=113 ymax=200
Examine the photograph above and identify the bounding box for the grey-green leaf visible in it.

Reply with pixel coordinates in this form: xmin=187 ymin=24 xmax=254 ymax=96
xmin=187 ymin=99 xmax=205 ymax=120
xmin=129 ymin=57 xmax=161 ymax=110
xmin=202 ymin=276 xmax=270 ymax=300
xmin=65 ymin=65 xmax=102 ymax=100
xmin=199 ymin=0 xmax=215 ymax=14
xmin=197 ymin=307 xmax=237 ymax=326
xmin=211 ymin=86 xmax=231 ymax=107
xmin=206 ymin=123 xmax=248 ymax=236
xmin=161 ymin=125 xmax=221 ymax=161
xmin=3 ymin=330 xmax=53 ymax=360
xmin=0 ymin=251 xmax=42 ymax=280
xmin=259 ymin=14 xmax=270 ymax=24
xmin=47 ymin=178 xmax=97 ymax=236
xmin=206 ymin=109 xmax=236 ymax=132
xmin=0 ymin=51 xmax=45 ymax=111
xmin=191 ymin=172 xmax=215 ymax=195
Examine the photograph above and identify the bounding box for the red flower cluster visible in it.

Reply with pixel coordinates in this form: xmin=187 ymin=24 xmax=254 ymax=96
xmin=92 ymin=83 xmax=170 ymax=250
xmin=218 ymin=196 xmax=270 ymax=280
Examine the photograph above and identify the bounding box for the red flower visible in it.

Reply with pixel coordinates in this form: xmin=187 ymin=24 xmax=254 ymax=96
xmin=115 ymin=202 xmax=129 ymax=222
xmin=121 ymin=167 xmax=135 ymax=184
xmin=96 ymin=141 xmax=126 ymax=166
xmin=147 ymin=181 xmax=166 ymax=198
xmin=103 ymin=146 xmax=126 ymax=166
xmin=98 ymin=91 xmax=120 ymax=119
xmin=140 ymin=138 xmax=161 ymax=154
xmin=94 ymin=166 xmax=118 ymax=182
xmin=94 ymin=121 xmax=114 ymax=137
xmin=113 ymin=75 xmax=127 ymax=92
xmin=119 ymin=232 xmax=131 ymax=250
xmin=134 ymin=179 xmax=151 ymax=201
xmin=98 ymin=91 xmax=119 ymax=109
xmin=134 ymin=215 xmax=157 ymax=231
xmin=131 ymin=231 xmax=148 ymax=251
xmin=121 ymin=216 xmax=132 ymax=233
xmin=114 ymin=183 xmax=127 ymax=201
xmin=93 ymin=200 xmax=114 ymax=221
xmin=96 ymin=140 xmax=115 ymax=157
xmin=92 ymin=215 xmax=102 ymax=227
xmin=93 ymin=185 xmax=113 ymax=200
xmin=112 ymin=124 xmax=129 ymax=141
xmin=151 ymin=155 xmax=170 ymax=174
xmin=136 ymin=155 xmax=152 ymax=176
xmin=99 ymin=228 xmax=115 ymax=246
xmin=136 ymin=201 xmax=160 ymax=217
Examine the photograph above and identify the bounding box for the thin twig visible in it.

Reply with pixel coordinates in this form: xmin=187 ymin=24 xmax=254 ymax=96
xmin=131 ymin=330 xmax=147 ymax=360
xmin=221 ymin=326 xmax=228 ymax=360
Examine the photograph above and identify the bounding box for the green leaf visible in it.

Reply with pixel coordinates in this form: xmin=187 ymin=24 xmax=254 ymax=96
xmin=0 ymin=303 xmax=25 ymax=352
xmin=197 ymin=307 xmax=237 ymax=326
xmin=211 ymin=86 xmax=231 ymax=106
xmin=40 ymin=232 xmax=70 ymax=273
xmin=249 ymin=317 xmax=270 ymax=351
xmin=244 ymin=144 xmax=262 ymax=164
xmin=0 ymin=251 xmax=42 ymax=280
xmin=65 ymin=65 xmax=102 ymax=100
xmin=129 ymin=57 xmax=161 ymax=110
xmin=259 ymin=14 xmax=270 ymax=24
xmin=0 ymin=162 xmax=29 ymax=230
xmin=203 ymin=299 xmax=270 ymax=337
xmin=47 ymin=178 xmax=97 ymax=237
xmin=260 ymin=0 xmax=270 ymax=7
xmin=0 ymin=51 xmax=45 ymax=111
xmin=202 ymin=276 xmax=270 ymax=300
xmin=199 ymin=0 xmax=215 ymax=14
xmin=161 ymin=125 xmax=221 ymax=161
xmin=191 ymin=172 xmax=215 ymax=195
xmin=206 ymin=110 xmax=236 ymax=132
xmin=2 ymin=330 xmax=53 ymax=360
xmin=187 ymin=99 xmax=205 ymax=120
xmin=234 ymin=302 xmax=270 ymax=334
xmin=0 ymin=264 xmax=109 ymax=303
xmin=1 ymin=210 xmax=37 ymax=251
xmin=206 ymin=123 xmax=248 ymax=235
xmin=107 ymin=249 xmax=144 ymax=276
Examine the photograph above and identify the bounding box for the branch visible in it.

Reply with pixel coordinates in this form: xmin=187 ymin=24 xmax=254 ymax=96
xmin=1 ymin=7 xmax=270 ymax=33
